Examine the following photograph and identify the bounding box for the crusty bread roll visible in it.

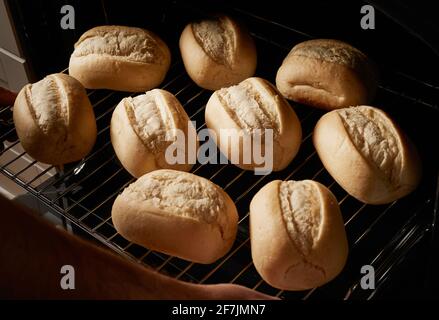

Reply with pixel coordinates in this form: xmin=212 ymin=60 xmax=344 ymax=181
xmin=276 ymin=39 xmax=377 ymax=110
xmin=250 ymin=179 xmax=348 ymax=290
xmin=13 ymin=73 xmax=97 ymax=165
xmin=112 ymin=169 xmax=238 ymax=264
xmin=205 ymin=77 xmax=302 ymax=172
xmin=313 ymin=105 xmax=421 ymax=204
xmin=69 ymin=26 xmax=171 ymax=92
xmin=179 ymin=15 xmax=257 ymax=90
xmin=111 ymin=89 xmax=198 ymax=178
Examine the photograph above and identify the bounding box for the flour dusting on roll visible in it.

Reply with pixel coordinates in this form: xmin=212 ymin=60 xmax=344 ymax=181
xmin=205 ymin=77 xmax=302 ymax=172
xmin=13 ymin=73 xmax=97 ymax=165
xmin=250 ymin=179 xmax=348 ymax=290
xmin=180 ymin=15 xmax=257 ymax=90
xmin=111 ymin=89 xmax=197 ymax=178
xmin=69 ymin=26 xmax=171 ymax=92
xmin=276 ymin=39 xmax=377 ymax=110
xmin=112 ymin=169 xmax=238 ymax=264
xmin=313 ymin=105 xmax=421 ymax=204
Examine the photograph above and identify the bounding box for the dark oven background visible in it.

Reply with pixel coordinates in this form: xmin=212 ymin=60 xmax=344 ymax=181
xmin=5 ymin=0 xmax=439 ymax=298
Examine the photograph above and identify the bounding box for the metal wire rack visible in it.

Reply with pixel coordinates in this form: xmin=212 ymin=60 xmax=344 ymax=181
xmin=1 ymin=7 xmax=437 ymax=299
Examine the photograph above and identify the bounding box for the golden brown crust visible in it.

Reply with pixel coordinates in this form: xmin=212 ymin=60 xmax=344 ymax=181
xmin=111 ymin=169 xmax=238 ymax=264
xmin=13 ymin=73 xmax=97 ymax=165
xmin=191 ymin=16 xmax=236 ymax=67
xmin=313 ymin=106 xmax=421 ymax=204
xmin=110 ymin=89 xmax=197 ymax=178
xmin=205 ymin=77 xmax=302 ymax=172
xmin=69 ymin=25 xmax=171 ymax=92
xmin=180 ymin=16 xmax=257 ymax=90
xmin=73 ymin=25 xmax=168 ymax=64
xmin=276 ymin=39 xmax=377 ymax=110
xmin=290 ymin=39 xmax=369 ymax=69
xmin=250 ymin=180 xmax=348 ymax=290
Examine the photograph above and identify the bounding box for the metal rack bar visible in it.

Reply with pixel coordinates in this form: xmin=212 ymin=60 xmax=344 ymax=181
xmin=353 ymin=201 xmax=398 ymax=246
xmin=343 ymin=200 xmax=430 ymax=299
xmin=0 ymin=150 xmax=26 ymax=169
xmin=233 ymin=8 xmax=313 ymax=39
xmin=378 ymin=85 xmax=438 ymax=110
xmin=11 ymin=160 xmax=38 ymax=178
xmin=0 ymin=140 xmax=20 ymax=157
xmin=199 ymin=238 xmax=250 ymax=284
xmin=90 ymin=179 xmax=136 ymax=230
xmin=68 ymin=167 xmax=125 ymax=215
xmin=0 ymin=105 xmax=12 ymax=116
xmin=36 ymin=140 xmax=113 ymax=194
xmin=184 ymin=89 xmax=206 ymax=107
xmin=27 ymin=165 xmax=55 ymax=185
xmin=230 ymin=261 xmax=253 ymax=284
xmin=0 ymin=127 xmax=16 ymax=142
xmin=367 ymin=226 xmax=425 ymax=299
xmin=0 ymin=6 xmax=435 ymax=300
xmin=50 ymin=155 xmax=116 ymax=203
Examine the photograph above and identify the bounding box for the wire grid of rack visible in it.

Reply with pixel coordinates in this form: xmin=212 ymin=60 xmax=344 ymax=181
xmin=0 ymin=8 xmax=437 ymax=299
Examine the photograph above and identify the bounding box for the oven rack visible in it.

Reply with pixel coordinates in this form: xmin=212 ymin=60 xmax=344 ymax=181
xmin=1 ymin=8 xmax=437 ymax=299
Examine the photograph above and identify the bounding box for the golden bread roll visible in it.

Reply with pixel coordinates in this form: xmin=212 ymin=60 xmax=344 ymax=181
xmin=276 ymin=39 xmax=377 ymax=110
xmin=69 ymin=25 xmax=171 ymax=92
xmin=313 ymin=105 xmax=421 ymax=204
xmin=205 ymin=77 xmax=302 ymax=172
xmin=250 ymin=179 xmax=348 ymax=290
xmin=112 ymin=169 xmax=239 ymax=264
xmin=179 ymin=15 xmax=257 ymax=90
xmin=111 ymin=89 xmax=197 ymax=178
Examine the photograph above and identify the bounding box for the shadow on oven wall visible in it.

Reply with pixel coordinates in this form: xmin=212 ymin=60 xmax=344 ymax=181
xmin=4 ymin=0 xmax=439 ymax=299
xmin=6 ymin=0 xmax=439 ymax=83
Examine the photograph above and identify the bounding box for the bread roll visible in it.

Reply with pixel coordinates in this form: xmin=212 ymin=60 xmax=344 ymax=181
xmin=112 ymin=169 xmax=238 ymax=264
xmin=179 ymin=15 xmax=257 ymax=90
xmin=313 ymin=105 xmax=421 ymax=204
xmin=13 ymin=73 xmax=97 ymax=165
xmin=250 ymin=179 xmax=348 ymax=290
xmin=111 ymin=89 xmax=198 ymax=178
xmin=205 ymin=77 xmax=302 ymax=172
xmin=69 ymin=26 xmax=171 ymax=92
xmin=276 ymin=39 xmax=377 ymax=110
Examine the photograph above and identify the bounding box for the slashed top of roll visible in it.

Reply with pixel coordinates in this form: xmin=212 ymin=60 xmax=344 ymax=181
xmin=72 ymin=26 xmax=166 ymax=64
xmin=191 ymin=16 xmax=236 ymax=67
xmin=121 ymin=170 xmax=227 ymax=225
xmin=25 ymin=74 xmax=69 ymax=134
xmin=337 ymin=106 xmax=403 ymax=185
xmin=289 ymin=39 xmax=369 ymax=70
xmin=279 ymin=180 xmax=322 ymax=256
xmin=215 ymin=78 xmax=281 ymax=136
xmin=124 ymin=90 xmax=177 ymax=154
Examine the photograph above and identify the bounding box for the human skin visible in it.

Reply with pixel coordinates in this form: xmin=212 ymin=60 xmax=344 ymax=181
xmin=0 ymin=194 xmax=275 ymax=299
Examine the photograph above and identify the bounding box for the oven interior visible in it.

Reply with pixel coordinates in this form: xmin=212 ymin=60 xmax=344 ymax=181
xmin=1 ymin=0 xmax=438 ymax=299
